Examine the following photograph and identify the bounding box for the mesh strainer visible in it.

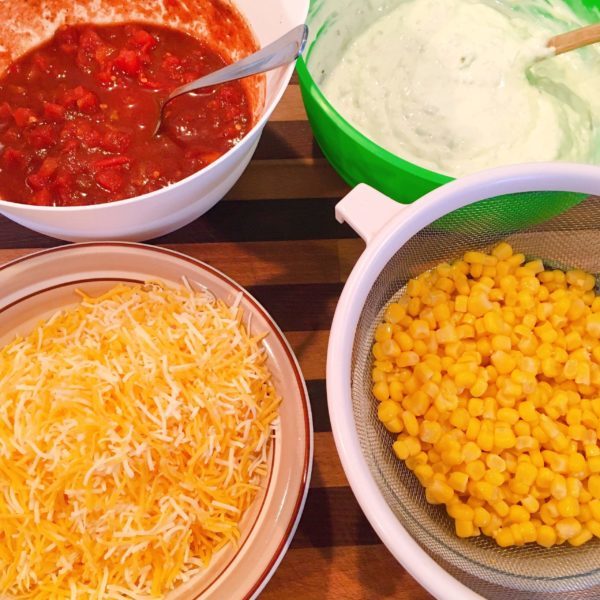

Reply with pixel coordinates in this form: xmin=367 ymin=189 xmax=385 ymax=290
xmin=326 ymin=163 xmax=600 ymax=600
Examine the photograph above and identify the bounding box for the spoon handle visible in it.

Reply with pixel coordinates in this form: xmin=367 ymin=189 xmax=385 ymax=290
xmin=166 ymin=24 xmax=308 ymax=102
xmin=548 ymin=22 xmax=600 ymax=56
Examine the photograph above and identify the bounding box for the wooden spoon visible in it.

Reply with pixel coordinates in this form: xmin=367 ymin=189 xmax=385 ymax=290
xmin=548 ymin=22 xmax=600 ymax=56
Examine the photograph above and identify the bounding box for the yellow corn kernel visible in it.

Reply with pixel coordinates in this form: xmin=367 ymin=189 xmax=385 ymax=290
xmin=557 ymin=497 xmax=580 ymax=518
xmin=455 ymin=370 xmax=477 ymax=389
xmin=375 ymin=322 xmax=394 ymax=342
xmin=586 ymin=313 xmax=600 ymax=338
xmin=494 ymin=425 xmax=516 ymax=450
xmin=473 ymin=506 xmax=491 ymax=528
xmin=477 ymin=422 xmax=495 ymax=452
xmin=455 ymin=520 xmax=476 ymax=538
xmin=485 ymin=469 xmax=505 ymax=487
xmin=519 ymin=521 xmax=537 ymax=544
xmin=466 ymin=460 xmax=486 ymax=481
xmin=377 ymin=400 xmax=401 ymax=423
xmin=569 ymin=527 xmax=593 ymax=547
xmin=373 ymin=381 xmax=390 ymax=402
xmin=497 ymin=407 xmax=519 ymax=425
xmin=385 ymin=302 xmax=406 ymax=324
xmin=494 ymin=527 xmax=514 ymax=547
xmin=432 ymin=302 xmax=451 ymax=323
xmin=556 ymin=517 xmax=583 ymax=540
xmin=537 ymin=525 xmax=557 ymax=548
xmin=492 ymin=242 xmax=513 ymax=261
xmin=402 ymin=411 xmax=419 ymax=437
xmin=522 ymin=495 xmax=540 ymax=514
xmin=447 ymin=502 xmax=474 ymax=521
xmin=492 ymin=500 xmax=510 ymax=517
xmin=389 ymin=380 xmax=403 ymax=402
xmin=491 ymin=351 xmax=516 ymax=375
xmin=407 ymin=297 xmax=421 ymax=317
xmin=393 ymin=440 xmax=410 ymax=460
xmin=419 ymin=420 xmax=443 ymax=444
xmin=491 ymin=335 xmax=512 ymax=352
xmin=426 ymin=479 xmax=455 ymax=505
xmin=448 ymin=471 xmax=469 ymax=493
xmin=397 ymin=351 xmax=420 ymax=368
xmin=454 ymin=295 xmax=469 ymax=313
xmin=507 ymin=504 xmax=529 ymax=525
xmin=588 ymin=456 xmax=600 ymax=474
xmin=385 ymin=417 xmax=404 ymax=433
xmin=474 ymin=481 xmax=499 ymax=502
xmin=588 ymin=474 xmax=600 ymax=498
xmin=413 ymin=464 xmax=434 ymax=486
xmin=394 ymin=330 xmax=414 ymax=351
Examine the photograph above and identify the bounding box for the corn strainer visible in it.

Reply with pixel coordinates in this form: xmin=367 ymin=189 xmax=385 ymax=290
xmin=326 ymin=163 xmax=600 ymax=600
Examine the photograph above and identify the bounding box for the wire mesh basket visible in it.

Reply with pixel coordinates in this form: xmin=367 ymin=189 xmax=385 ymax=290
xmin=327 ymin=163 xmax=600 ymax=599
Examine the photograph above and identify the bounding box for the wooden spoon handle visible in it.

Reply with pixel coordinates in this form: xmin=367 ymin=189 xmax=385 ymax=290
xmin=548 ymin=23 xmax=600 ymax=56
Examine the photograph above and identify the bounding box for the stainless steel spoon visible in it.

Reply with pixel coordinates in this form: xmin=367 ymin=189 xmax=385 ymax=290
xmin=153 ymin=24 xmax=308 ymax=136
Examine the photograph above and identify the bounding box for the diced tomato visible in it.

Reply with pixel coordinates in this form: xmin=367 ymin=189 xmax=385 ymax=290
xmin=25 ymin=124 xmax=58 ymax=150
xmin=2 ymin=148 xmax=25 ymax=167
xmin=79 ymin=29 xmax=103 ymax=53
xmin=94 ymin=155 xmax=131 ymax=171
xmin=76 ymin=91 xmax=99 ymax=113
xmin=61 ymin=42 xmax=78 ymax=54
xmin=30 ymin=188 xmax=53 ymax=206
xmin=56 ymin=25 xmax=80 ymax=48
xmin=138 ymin=78 xmax=163 ymax=90
xmin=100 ymin=129 xmax=132 ymax=153
xmin=61 ymin=119 xmax=102 ymax=148
xmin=13 ymin=107 xmax=36 ymax=127
xmin=62 ymin=86 xmax=99 ymax=114
xmin=33 ymin=54 xmax=51 ymax=74
xmin=113 ymin=50 xmax=142 ymax=76
xmin=162 ymin=54 xmax=182 ymax=79
xmin=62 ymin=140 xmax=79 ymax=153
xmin=37 ymin=157 xmax=59 ymax=178
xmin=43 ymin=102 xmax=66 ymax=120
xmin=76 ymin=29 xmax=105 ymax=72
xmin=94 ymin=45 xmax=115 ymax=65
xmin=0 ymin=102 xmax=12 ymax=121
xmin=95 ymin=168 xmax=123 ymax=192
xmin=131 ymin=29 xmax=158 ymax=52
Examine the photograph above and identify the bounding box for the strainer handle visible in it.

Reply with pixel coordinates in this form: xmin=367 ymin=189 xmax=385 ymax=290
xmin=335 ymin=184 xmax=408 ymax=244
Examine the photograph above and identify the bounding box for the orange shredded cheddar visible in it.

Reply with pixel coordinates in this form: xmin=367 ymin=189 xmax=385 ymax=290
xmin=0 ymin=281 xmax=280 ymax=599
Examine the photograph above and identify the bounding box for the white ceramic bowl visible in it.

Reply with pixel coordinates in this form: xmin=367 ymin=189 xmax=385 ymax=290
xmin=0 ymin=0 xmax=308 ymax=242
xmin=0 ymin=243 xmax=313 ymax=599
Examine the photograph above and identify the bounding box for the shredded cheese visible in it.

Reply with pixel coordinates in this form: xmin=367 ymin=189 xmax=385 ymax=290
xmin=0 ymin=281 xmax=280 ymax=599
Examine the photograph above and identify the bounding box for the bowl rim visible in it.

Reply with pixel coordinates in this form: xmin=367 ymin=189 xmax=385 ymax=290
xmin=0 ymin=241 xmax=314 ymax=600
xmin=0 ymin=7 xmax=305 ymax=213
xmin=296 ymin=56 xmax=452 ymax=187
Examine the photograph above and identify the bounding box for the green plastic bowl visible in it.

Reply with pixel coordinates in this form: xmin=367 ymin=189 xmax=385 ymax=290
xmin=297 ymin=0 xmax=600 ymax=229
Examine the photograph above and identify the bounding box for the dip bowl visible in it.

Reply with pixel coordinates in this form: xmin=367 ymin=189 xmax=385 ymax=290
xmin=297 ymin=0 xmax=600 ymax=229
xmin=0 ymin=0 xmax=308 ymax=242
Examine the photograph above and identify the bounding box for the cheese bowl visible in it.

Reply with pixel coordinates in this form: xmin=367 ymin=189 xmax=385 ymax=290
xmin=0 ymin=242 xmax=313 ymax=599
xmin=0 ymin=0 xmax=309 ymax=242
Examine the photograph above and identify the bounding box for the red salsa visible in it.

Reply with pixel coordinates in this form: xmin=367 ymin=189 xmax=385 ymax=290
xmin=0 ymin=23 xmax=253 ymax=206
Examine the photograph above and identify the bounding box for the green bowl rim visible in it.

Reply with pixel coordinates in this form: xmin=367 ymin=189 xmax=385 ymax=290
xmin=296 ymin=56 xmax=452 ymax=187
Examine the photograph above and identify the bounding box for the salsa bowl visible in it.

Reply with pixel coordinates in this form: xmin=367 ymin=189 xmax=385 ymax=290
xmin=0 ymin=0 xmax=308 ymax=242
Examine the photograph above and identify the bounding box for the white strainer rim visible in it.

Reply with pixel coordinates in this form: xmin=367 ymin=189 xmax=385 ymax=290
xmin=326 ymin=162 xmax=600 ymax=600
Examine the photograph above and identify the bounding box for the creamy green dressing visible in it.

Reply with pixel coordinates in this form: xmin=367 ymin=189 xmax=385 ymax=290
xmin=309 ymin=0 xmax=600 ymax=176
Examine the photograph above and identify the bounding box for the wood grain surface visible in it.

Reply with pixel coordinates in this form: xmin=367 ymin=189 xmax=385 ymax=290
xmin=0 ymin=76 xmax=434 ymax=600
